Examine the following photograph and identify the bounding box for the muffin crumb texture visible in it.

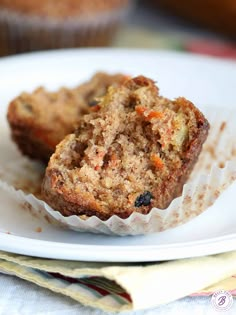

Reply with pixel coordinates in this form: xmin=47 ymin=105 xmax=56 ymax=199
xmin=42 ymin=75 xmax=210 ymax=220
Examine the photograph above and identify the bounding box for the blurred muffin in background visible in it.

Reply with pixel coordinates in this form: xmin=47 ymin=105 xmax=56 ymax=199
xmin=0 ymin=0 xmax=131 ymax=56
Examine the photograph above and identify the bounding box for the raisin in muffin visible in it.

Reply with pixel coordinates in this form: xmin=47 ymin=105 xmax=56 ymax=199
xmin=7 ymin=72 xmax=128 ymax=163
xmin=42 ymin=75 xmax=209 ymax=220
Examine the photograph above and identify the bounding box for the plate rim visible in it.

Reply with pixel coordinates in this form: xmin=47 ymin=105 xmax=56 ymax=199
xmin=0 ymin=232 xmax=236 ymax=262
xmin=0 ymin=47 xmax=236 ymax=262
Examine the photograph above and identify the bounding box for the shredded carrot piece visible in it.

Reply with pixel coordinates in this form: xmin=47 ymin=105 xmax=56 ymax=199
xmin=135 ymin=106 xmax=163 ymax=121
xmin=150 ymin=154 xmax=164 ymax=169
xmin=146 ymin=111 xmax=163 ymax=120
xmin=135 ymin=105 xmax=147 ymax=115
xmin=90 ymin=105 xmax=100 ymax=112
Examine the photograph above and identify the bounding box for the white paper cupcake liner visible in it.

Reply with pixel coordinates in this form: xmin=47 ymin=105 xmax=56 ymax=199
xmin=0 ymin=107 xmax=236 ymax=235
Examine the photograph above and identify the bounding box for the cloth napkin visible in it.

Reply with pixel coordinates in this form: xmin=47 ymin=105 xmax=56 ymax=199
xmin=0 ymin=251 xmax=235 ymax=312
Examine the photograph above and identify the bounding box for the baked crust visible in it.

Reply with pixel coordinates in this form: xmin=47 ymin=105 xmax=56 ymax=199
xmin=42 ymin=75 xmax=209 ymax=220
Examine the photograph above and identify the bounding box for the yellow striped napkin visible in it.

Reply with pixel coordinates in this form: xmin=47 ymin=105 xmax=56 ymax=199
xmin=0 ymin=251 xmax=235 ymax=312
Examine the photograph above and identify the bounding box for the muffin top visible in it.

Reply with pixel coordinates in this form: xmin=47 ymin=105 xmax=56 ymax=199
xmin=0 ymin=0 xmax=129 ymax=18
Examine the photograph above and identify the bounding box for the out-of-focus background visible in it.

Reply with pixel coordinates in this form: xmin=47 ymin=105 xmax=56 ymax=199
xmin=0 ymin=0 xmax=235 ymax=58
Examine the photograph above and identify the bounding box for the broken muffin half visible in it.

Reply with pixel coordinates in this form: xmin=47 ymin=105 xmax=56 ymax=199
xmin=42 ymin=75 xmax=209 ymax=220
xmin=7 ymin=72 xmax=128 ymax=163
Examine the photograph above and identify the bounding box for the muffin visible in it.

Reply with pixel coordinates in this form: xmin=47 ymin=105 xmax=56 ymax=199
xmin=7 ymin=72 xmax=128 ymax=163
xmin=0 ymin=0 xmax=131 ymax=56
xmin=42 ymin=75 xmax=209 ymax=220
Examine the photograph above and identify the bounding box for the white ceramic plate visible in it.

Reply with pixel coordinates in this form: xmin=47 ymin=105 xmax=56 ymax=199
xmin=0 ymin=48 xmax=236 ymax=262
